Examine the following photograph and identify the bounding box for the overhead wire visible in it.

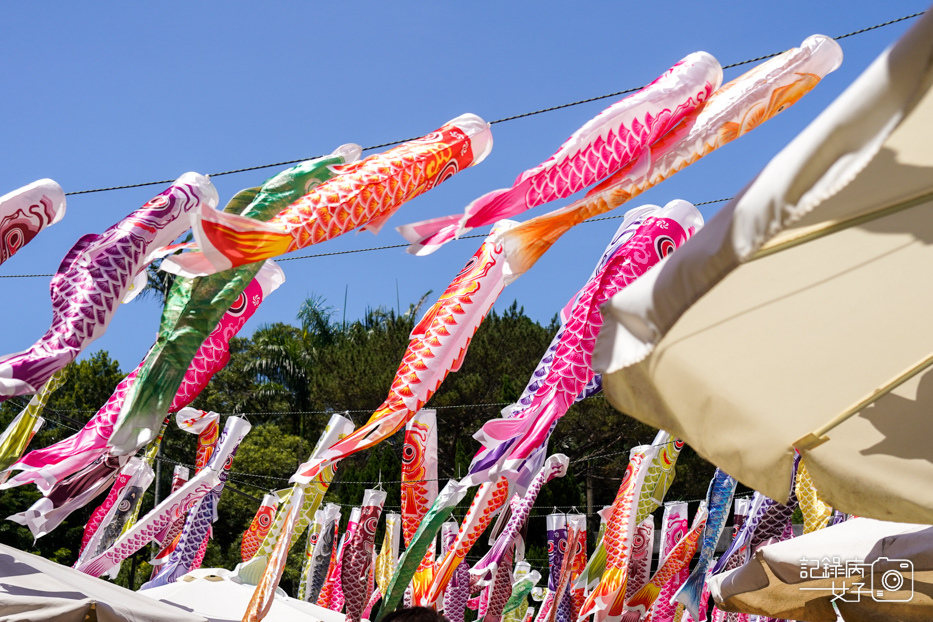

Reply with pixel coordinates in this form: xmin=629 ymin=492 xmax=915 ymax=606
xmin=57 ymin=10 xmax=923 ymax=199
xmin=0 ymin=11 xmax=923 ymax=280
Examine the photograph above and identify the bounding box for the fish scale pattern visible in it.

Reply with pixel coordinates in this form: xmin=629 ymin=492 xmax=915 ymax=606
xmin=498 ymin=37 xmax=842 ymax=281
xmin=579 ymin=449 xmax=654 ymax=621
xmin=428 ymin=477 xmax=511 ymax=604
xmin=398 ymin=55 xmax=720 ymax=254
xmin=197 ymin=116 xmax=489 ymax=269
xmin=241 ymin=494 xmax=278 ymax=563
xmin=342 ymin=492 xmax=386 ymax=622
xmin=673 ymin=470 xmax=737 ymax=621
xmin=0 ymin=175 xmax=215 ymax=401
xmin=474 ymin=456 xmax=568 ymax=587
xmin=295 ymin=221 xmax=514 ymax=483
xmin=483 ymin=547 xmax=514 ymax=622
xmin=624 ymin=518 xmax=655 ymax=601
xmin=628 ymin=505 xmax=706 ymax=621
xmin=445 ymin=559 xmax=471 ymax=622
xmin=476 ymin=209 xmax=696 ymax=477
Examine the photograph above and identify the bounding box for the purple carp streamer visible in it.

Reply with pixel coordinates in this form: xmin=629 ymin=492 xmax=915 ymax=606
xmin=342 ymin=490 xmax=387 ymax=622
xmin=0 ymin=173 xmax=218 ymax=400
xmin=0 ymin=179 xmax=66 ymax=266
xmin=398 ymin=53 xmax=720 ymax=254
xmin=142 ymin=416 xmax=250 ymax=588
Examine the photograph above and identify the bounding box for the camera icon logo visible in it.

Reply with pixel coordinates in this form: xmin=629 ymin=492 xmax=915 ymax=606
xmin=870 ymin=557 xmax=914 ymax=602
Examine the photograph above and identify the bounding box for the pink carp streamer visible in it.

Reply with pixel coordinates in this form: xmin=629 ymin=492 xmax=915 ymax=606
xmin=624 ymin=518 xmax=655 ymax=602
xmin=401 ymin=408 xmax=438 ymax=605
xmin=580 ymin=444 xmax=658 ymax=622
xmin=243 ymin=489 xmax=305 ymax=622
xmin=0 ymin=179 xmax=66 ymax=266
xmin=624 ymin=505 xmax=707 ymax=622
xmin=342 ymin=489 xmax=387 ymax=622
xmin=474 ymin=201 xmax=702 ymax=483
xmin=292 ymin=221 xmax=518 ymax=484
xmin=397 ymin=54 xmax=720 ymax=255
xmin=170 ymin=262 xmax=283 ymax=411
xmin=647 ymin=502 xmax=690 ymax=622
xmin=441 ymin=522 xmax=469 ymax=622
xmin=466 ymin=206 xmax=656 ymax=492
xmin=481 ymin=544 xmax=515 ymax=622
xmin=170 ymin=114 xmax=492 ymax=277
xmin=3 ymin=267 xmax=273 ymax=495
xmin=329 ymin=507 xmax=361 ymax=612
xmin=242 ymin=493 xmax=280 ymax=563
xmin=497 ymin=35 xmax=844 ymax=280
xmin=76 ymin=457 xmax=151 ymax=559
xmin=0 ymin=173 xmax=218 ymax=400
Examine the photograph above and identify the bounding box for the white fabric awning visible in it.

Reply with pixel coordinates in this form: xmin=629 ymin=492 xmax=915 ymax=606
xmin=593 ymin=7 xmax=933 ymax=523
xmin=0 ymin=543 xmax=207 ymax=622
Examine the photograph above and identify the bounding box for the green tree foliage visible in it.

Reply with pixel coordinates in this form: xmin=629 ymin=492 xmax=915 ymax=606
xmin=0 ymin=293 xmax=720 ymax=594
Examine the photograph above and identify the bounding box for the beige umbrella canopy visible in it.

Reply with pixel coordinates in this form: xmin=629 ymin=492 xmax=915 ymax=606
xmin=592 ymin=7 xmax=933 ymax=523
xmin=709 ymin=517 xmax=933 ymax=622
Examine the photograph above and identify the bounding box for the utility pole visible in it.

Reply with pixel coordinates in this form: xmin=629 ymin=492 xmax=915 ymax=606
xmin=586 ymin=459 xmax=594 ymax=522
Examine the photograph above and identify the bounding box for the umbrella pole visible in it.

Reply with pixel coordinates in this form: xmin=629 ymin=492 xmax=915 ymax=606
xmin=795 ymin=350 xmax=933 ymax=450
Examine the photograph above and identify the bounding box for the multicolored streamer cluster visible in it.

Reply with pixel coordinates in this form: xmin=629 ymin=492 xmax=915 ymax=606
xmin=496 ymin=35 xmax=843 ymax=278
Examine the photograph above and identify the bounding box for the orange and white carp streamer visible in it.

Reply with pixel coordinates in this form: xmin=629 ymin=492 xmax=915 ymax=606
xmin=401 ymin=409 xmax=439 ymax=605
xmin=290 ymin=221 xmax=518 ymax=484
xmin=168 ymin=114 xmax=493 ymax=277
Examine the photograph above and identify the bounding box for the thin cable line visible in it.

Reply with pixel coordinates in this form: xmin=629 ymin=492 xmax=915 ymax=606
xmin=0 ymin=197 xmax=733 ymax=278
xmin=57 ymin=11 xmax=923 ymax=198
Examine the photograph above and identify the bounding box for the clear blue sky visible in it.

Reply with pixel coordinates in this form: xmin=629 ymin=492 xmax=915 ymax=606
xmin=0 ymin=1 xmax=927 ymax=376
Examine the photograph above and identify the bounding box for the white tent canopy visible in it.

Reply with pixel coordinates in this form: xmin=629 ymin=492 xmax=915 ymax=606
xmin=593 ymin=7 xmax=933 ymax=523
xmin=138 ymin=568 xmax=345 ymax=622
xmin=0 ymin=543 xmax=207 ymax=622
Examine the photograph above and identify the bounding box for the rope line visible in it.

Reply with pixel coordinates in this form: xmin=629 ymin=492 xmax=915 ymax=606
xmin=0 ymin=197 xmax=733 ymax=279
xmin=56 ymin=11 xmax=922 ymax=198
